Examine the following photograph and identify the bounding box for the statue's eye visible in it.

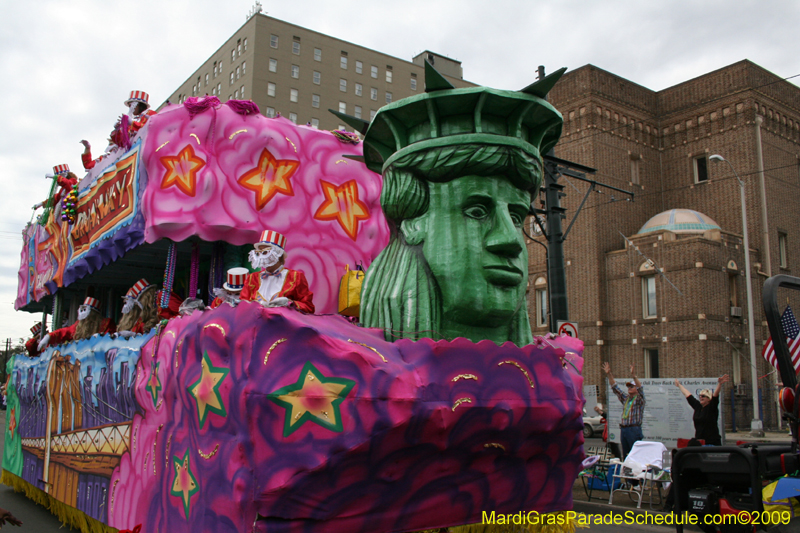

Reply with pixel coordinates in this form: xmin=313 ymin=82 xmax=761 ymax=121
xmin=463 ymin=205 xmax=488 ymax=220
xmin=510 ymin=211 xmax=525 ymax=227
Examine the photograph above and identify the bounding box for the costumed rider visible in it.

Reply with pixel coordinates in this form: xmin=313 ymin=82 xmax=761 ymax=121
xmin=33 ymin=164 xmax=78 ymax=211
xmin=210 ymin=268 xmax=248 ymax=308
xmin=87 ymin=90 xmax=157 ymax=161
xmin=117 ymin=279 xmax=148 ymax=336
xmin=117 ymin=278 xmax=180 ymax=335
xmin=240 ymin=230 xmax=314 ymax=313
xmin=25 ymin=322 xmax=47 ymax=358
xmin=38 ymin=297 xmax=116 ymax=349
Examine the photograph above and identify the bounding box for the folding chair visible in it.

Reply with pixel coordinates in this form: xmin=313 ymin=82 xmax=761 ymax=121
xmin=608 ymin=441 xmax=668 ymax=509
xmin=579 ymin=445 xmax=620 ymax=500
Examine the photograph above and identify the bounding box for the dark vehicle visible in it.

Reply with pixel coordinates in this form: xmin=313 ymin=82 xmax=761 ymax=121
xmin=671 ymin=275 xmax=800 ymax=533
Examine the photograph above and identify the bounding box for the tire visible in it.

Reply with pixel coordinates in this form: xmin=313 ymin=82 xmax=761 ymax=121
xmin=583 ymin=423 xmax=593 ymax=438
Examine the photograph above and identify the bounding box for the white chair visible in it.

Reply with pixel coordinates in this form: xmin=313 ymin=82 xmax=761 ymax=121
xmin=608 ymin=441 xmax=668 ymax=509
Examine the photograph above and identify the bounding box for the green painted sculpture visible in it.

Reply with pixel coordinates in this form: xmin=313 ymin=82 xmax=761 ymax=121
xmin=333 ymin=63 xmax=565 ymax=345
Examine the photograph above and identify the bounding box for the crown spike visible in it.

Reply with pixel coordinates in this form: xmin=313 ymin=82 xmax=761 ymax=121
xmin=424 ymin=60 xmax=455 ymax=92
xmin=328 ymin=110 xmax=370 ymax=135
xmin=520 ymin=67 xmax=567 ymax=98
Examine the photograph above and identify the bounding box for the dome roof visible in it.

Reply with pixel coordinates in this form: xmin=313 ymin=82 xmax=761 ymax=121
xmin=637 ymin=209 xmax=721 ymax=235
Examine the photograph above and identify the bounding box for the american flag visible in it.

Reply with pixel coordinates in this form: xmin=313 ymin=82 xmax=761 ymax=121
xmin=762 ymin=305 xmax=800 ymax=374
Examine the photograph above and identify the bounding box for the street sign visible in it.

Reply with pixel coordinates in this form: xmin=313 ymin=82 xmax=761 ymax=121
xmin=557 ymin=321 xmax=578 ymax=337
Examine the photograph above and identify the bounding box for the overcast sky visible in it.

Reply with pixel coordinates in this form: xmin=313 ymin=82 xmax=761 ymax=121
xmin=0 ymin=0 xmax=797 ymax=343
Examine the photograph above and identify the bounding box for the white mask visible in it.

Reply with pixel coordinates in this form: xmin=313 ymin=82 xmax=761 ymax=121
xmin=121 ymin=298 xmax=135 ymax=315
xmin=249 ymin=247 xmax=282 ymax=271
xmin=128 ymin=102 xmax=139 ymax=118
xmin=78 ymin=305 xmax=91 ymax=321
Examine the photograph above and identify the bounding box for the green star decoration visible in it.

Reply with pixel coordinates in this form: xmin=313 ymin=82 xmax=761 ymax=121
xmin=170 ymin=449 xmax=199 ymax=519
xmin=145 ymin=361 xmax=161 ymax=408
xmin=268 ymin=361 xmax=355 ymax=437
xmin=187 ymin=351 xmax=229 ymax=428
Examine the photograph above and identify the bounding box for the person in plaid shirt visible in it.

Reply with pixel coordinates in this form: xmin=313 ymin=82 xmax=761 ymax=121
xmin=602 ymin=362 xmax=645 ymax=458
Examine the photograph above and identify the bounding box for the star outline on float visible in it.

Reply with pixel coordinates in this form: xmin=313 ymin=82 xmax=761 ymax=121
xmin=145 ymin=361 xmax=161 ymax=408
xmin=268 ymin=361 xmax=355 ymax=437
xmin=170 ymin=449 xmax=199 ymax=519
xmin=313 ymin=179 xmax=370 ymax=241
xmin=187 ymin=351 xmax=229 ymax=428
xmin=159 ymin=144 xmax=206 ymax=197
xmin=237 ymin=148 xmax=299 ymax=210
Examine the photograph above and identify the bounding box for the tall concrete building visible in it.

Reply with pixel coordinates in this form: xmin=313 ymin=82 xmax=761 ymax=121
xmin=537 ymin=61 xmax=800 ymax=429
xmin=164 ymin=13 xmax=472 ymax=130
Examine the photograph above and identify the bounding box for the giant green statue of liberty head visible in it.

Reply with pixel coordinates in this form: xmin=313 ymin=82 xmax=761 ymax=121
xmin=334 ymin=64 xmax=564 ymax=346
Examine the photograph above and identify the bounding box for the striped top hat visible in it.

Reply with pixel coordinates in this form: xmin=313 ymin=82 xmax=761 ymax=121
xmin=255 ymin=230 xmax=286 ymax=251
xmin=30 ymin=322 xmax=43 ymax=336
xmin=129 ymin=278 xmax=153 ymax=300
xmin=223 ymin=267 xmax=249 ymax=292
xmin=83 ymin=297 xmax=101 ymax=313
xmin=124 ymin=90 xmax=151 ymax=109
xmin=53 ymin=164 xmax=70 ymax=175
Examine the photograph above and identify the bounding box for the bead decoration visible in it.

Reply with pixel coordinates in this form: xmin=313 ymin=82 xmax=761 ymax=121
xmin=161 ymin=242 xmax=177 ymax=309
xmin=189 ymin=241 xmax=199 ymax=298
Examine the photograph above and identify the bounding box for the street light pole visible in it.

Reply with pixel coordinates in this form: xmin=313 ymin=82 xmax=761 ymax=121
xmin=710 ymin=154 xmax=763 ymax=437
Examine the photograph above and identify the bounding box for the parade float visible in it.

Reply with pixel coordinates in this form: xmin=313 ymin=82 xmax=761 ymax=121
xmin=2 ymin=63 xmax=585 ymax=533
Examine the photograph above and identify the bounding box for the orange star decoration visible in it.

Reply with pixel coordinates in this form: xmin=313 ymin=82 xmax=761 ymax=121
xmin=237 ymin=148 xmax=299 ymax=210
xmin=159 ymin=145 xmax=206 ymax=197
xmin=314 ymin=180 xmax=370 ymax=241
xmin=8 ymin=407 xmax=16 ymax=438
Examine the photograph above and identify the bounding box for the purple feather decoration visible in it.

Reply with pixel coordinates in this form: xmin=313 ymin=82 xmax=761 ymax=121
xmin=184 ymin=96 xmax=221 ymax=118
xmin=226 ymin=99 xmax=260 ymax=116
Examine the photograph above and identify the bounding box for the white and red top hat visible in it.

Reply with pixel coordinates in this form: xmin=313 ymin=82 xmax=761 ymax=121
xmin=124 ymin=90 xmax=151 ymax=110
xmin=83 ymin=297 xmax=101 ymax=313
xmin=53 ymin=164 xmax=70 ymax=175
xmin=129 ymin=278 xmax=153 ymax=300
xmin=255 ymin=230 xmax=286 ymax=251
xmin=30 ymin=322 xmax=43 ymax=336
xmin=223 ymin=267 xmax=249 ymax=292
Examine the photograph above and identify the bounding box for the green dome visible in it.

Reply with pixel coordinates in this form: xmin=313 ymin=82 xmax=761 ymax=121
xmin=638 ymin=209 xmax=721 ymax=234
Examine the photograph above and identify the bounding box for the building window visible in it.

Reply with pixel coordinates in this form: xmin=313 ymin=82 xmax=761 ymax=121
xmin=269 ymin=58 xmax=277 ymax=73
xmin=230 ymin=72 xmax=234 ymax=85
xmin=268 ymin=83 xmax=276 ymax=97
xmin=410 ymin=77 xmax=417 ymax=91
xmin=779 ymin=232 xmax=788 ymax=268
xmin=311 ymin=118 xmax=319 ymax=128
xmin=729 ymin=272 xmax=739 ymax=308
xmin=313 ymin=71 xmax=321 ymax=85
xmin=642 ymin=275 xmax=657 ymax=318
xmin=242 ymin=62 xmax=246 ymax=75
xmin=211 ymin=86 xmax=216 ymax=96
xmin=630 ymin=154 xmax=641 ymax=185
xmin=240 ymin=85 xmax=244 ymax=98
xmin=236 ymin=66 xmax=240 ymax=80
xmin=643 ymin=349 xmax=659 ymax=378
xmin=354 ymin=105 xmax=362 ymax=119
xmin=370 ymin=109 xmax=376 ymax=120
xmin=237 ymin=41 xmax=242 ymax=55
xmin=204 ymin=73 xmax=209 ymax=86
xmin=266 ymin=107 xmax=275 ymax=118
xmin=314 ymin=48 xmax=321 ymax=61
xmin=339 ymin=102 xmax=346 ymax=114
xmin=339 ymin=79 xmax=347 ymax=92
xmin=231 ymin=49 xmax=236 ymax=62
xmin=234 ymin=89 xmax=239 ymax=99
xmin=693 ymin=154 xmax=709 ymax=183
xmin=385 ymin=92 xmax=392 ymax=104
xmin=192 ymin=84 xmax=196 ymax=96
xmin=213 ymin=62 xmax=218 ymax=77
xmin=386 ymin=69 xmax=393 ymax=83
xmin=290 ymin=88 xmax=298 ymax=103
xmin=217 ymin=83 xmax=221 ymax=94
xmin=340 ymin=55 xmax=348 ymax=69
xmin=355 ymin=83 xmax=362 ymax=97
xmin=311 ymin=94 xmax=320 ymax=108
xmin=371 ymin=65 xmax=378 ymax=78
xmin=355 ymin=60 xmax=363 ymax=74
xmin=243 ymin=38 xmax=247 ymax=51
xmin=292 ymin=41 xmax=300 ymax=55
xmin=732 ymin=349 xmax=742 ymax=384
xmin=534 ymin=277 xmax=547 ymax=328
xmin=289 ymin=112 xmax=297 ymax=123
xmin=291 ymin=65 xmax=299 ymax=78
xmin=270 ymin=34 xmax=278 ymax=48
xmin=219 ymin=60 xmax=222 ymax=73
xmin=370 ymin=87 xmax=377 ymax=101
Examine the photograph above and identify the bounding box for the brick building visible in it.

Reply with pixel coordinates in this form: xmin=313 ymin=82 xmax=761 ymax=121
xmin=532 ymin=61 xmax=800 ymax=429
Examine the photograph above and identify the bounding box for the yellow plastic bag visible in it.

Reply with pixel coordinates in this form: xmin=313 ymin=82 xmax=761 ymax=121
xmin=338 ymin=264 xmax=364 ymax=317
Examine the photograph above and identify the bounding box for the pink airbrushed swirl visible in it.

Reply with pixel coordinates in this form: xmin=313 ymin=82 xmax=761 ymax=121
xmin=141 ymin=102 xmax=389 ymax=315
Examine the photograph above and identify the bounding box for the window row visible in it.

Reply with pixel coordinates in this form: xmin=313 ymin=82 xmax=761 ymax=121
xmin=264 ymin=107 xmax=377 ymax=126
xmin=266 ymin=59 xmax=416 ymax=92
xmin=230 ymin=38 xmax=248 ymax=62
xmin=267 ymin=83 xmax=392 ymax=104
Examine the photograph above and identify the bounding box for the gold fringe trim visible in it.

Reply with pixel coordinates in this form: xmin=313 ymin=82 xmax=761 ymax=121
xmin=2 ymin=470 xmax=120 ymax=533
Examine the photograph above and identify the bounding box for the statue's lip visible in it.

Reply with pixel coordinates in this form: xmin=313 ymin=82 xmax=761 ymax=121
xmin=483 ymin=264 xmax=523 ymax=275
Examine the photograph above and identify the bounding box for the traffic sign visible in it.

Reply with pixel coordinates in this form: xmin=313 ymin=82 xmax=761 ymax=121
xmin=557 ymin=321 xmax=578 ymax=338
